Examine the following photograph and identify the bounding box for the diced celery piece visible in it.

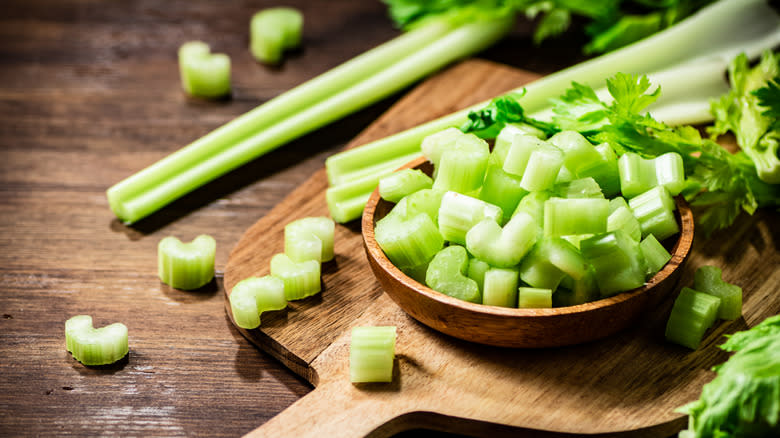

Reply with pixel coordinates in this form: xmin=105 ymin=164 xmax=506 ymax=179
xmin=518 ymin=287 xmax=553 ymax=308
xmin=425 ymin=245 xmax=481 ymax=303
xmin=467 ymin=257 xmax=491 ymax=293
xmin=694 ymin=266 xmax=742 ymax=320
xmin=629 ymin=186 xmax=680 ymax=241
xmin=553 ymin=268 xmax=600 ymax=307
xmin=465 ymin=212 xmax=537 ymax=268
xmin=379 ymin=168 xmax=433 ymax=203
xmin=554 ymin=177 xmax=604 ymax=199
xmin=479 ymin=161 xmax=528 ymax=223
xmin=284 ymin=216 xmax=335 ymax=263
xmin=576 ymin=143 xmax=621 ymax=197
xmin=511 ymin=191 xmax=550 ymax=238
xmin=544 ymin=197 xmax=609 ymax=237
xmin=404 ymin=188 xmax=445 ymax=223
xmin=640 ymin=234 xmax=672 ymax=278
xmin=560 ymin=233 xmax=594 ymax=249
xmin=270 ymin=253 xmax=321 ymax=300
xmin=502 ymin=135 xmax=548 ymax=176
xmin=555 ymin=165 xmax=575 ymax=184
xmin=250 ymin=7 xmax=303 ymax=64
xmin=229 ymin=276 xmax=287 ymax=329
xmin=494 ymin=124 xmax=547 ymax=165
xmin=401 ymin=262 xmax=429 ymax=284
xmin=375 ymin=212 xmax=443 ymax=269
xmin=548 ymin=130 xmax=602 ymax=175
xmin=653 ymin=152 xmax=686 ymax=196
xmin=350 ymin=326 xmax=396 ymax=383
xmin=438 ymin=191 xmax=502 ymax=246
xmin=519 ymin=145 xmax=565 ymax=192
xmin=619 ymin=152 xmax=685 ymax=198
xmin=518 ymin=238 xmax=588 ymax=289
xmin=65 ymin=315 xmax=129 ymax=366
xmin=178 ymin=41 xmax=231 ymax=99
xmin=665 ymin=287 xmax=721 ymax=349
xmin=607 ymin=198 xmax=642 ymax=242
xmin=580 ymin=230 xmax=648 ymax=297
xmin=482 ymin=268 xmax=519 ymax=307
xmin=158 ymin=234 xmax=216 ymax=290
xmin=421 ymin=127 xmax=463 ymax=169
xmin=432 ymin=134 xmax=490 ymax=194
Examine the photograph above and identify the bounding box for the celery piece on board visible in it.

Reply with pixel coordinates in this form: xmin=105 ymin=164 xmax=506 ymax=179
xmin=229 ymin=276 xmax=287 ymax=329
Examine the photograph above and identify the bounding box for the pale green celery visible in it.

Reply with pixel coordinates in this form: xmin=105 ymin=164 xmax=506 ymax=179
xmin=607 ymin=197 xmax=642 ymax=242
xmin=493 ymin=124 xmax=547 ymax=165
xmin=350 ymin=326 xmax=397 ymax=383
xmin=554 ymin=177 xmax=604 ymax=199
xmin=432 ymin=134 xmax=489 ymax=194
xmin=555 ymin=165 xmax=575 ymax=184
xmin=544 ymin=197 xmax=609 ymax=237
xmin=560 ymin=233 xmax=593 ymax=249
xmin=640 ymin=234 xmax=671 ymax=278
xmin=284 ymin=216 xmax=335 ymax=263
xmin=420 ymin=127 xmax=465 ymax=169
xmin=326 ymin=167 xmax=397 ymax=224
xmin=438 ymin=191 xmax=502 ymax=245
xmin=619 ymin=152 xmax=685 ymax=198
xmin=65 ymin=315 xmax=128 ymax=366
xmin=548 ymin=130 xmax=603 ymax=175
xmin=479 ymin=161 xmax=528 ymax=223
xmin=250 ymin=8 xmax=303 ymax=64
xmin=576 ymin=143 xmax=621 ymax=198
xmin=229 ymin=276 xmax=287 ymax=329
xmin=628 ymin=185 xmax=679 ymax=241
xmin=401 ymin=262 xmax=429 ymax=284
xmin=512 ymin=191 xmax=550 ymax=226
xmin=554 ymin=268 xmax=599 ymax=307
xmin=518 ymin=238 xmax=587 ymax=289
xmin=580 ymin=230 xmax=647 ymax=296
xmin=425 ymin=245 xmax=481 ymax=303
xmin=518 ymin=287 xmax=553 ymax=309
xmin=665 ymin=287 xmax=721 ymax=349
xmin=482 ymin=268 xmax=519 ymax=308
xmin=158 ymin=235 xmax=216 ymax=290
xmin=467 ymin=257 xmax=491 ymax=293
xmin=375 ymin=212 xmax=443 ymax=269
xmin=178 ymin=41 xmax=231 ymax=99
xmin=379 ymin=169 xmax=433 ymax=203
xmin=694 ymin=265 xmax=742 ymax=320
xmin=270 ymin=253 xmax=321 ymax=300
xmin=465 ymin=212 xmax=537 ymax=268
xmin=404 ymin=188 xmax=445 ymax=223
xmin=330 ymin=152 xmax=422 ymax=187
xmin=109 ymin=16 xmax=511 ymax=224
xmin=502 ymin=136 xmax=564 ymax=191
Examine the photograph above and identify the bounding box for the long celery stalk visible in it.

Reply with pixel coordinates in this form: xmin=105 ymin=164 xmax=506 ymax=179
xmin=107 ymin=16 xmax=512 ymax=223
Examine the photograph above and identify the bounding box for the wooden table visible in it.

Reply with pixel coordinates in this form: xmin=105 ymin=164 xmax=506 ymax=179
xmin=0 ymin=1 xmax=586 ymax=436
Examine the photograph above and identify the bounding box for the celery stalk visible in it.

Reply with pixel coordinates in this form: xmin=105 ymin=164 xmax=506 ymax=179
xmin=65 ymin=315 xmax=129 ymax=366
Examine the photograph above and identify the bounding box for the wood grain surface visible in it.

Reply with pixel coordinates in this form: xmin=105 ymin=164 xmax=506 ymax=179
xmin=223 ymin=58 xmax=780 ymax=437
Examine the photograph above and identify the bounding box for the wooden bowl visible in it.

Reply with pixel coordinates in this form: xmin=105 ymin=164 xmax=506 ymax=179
xmin=362 ymin=156 xmax=694 ymax=348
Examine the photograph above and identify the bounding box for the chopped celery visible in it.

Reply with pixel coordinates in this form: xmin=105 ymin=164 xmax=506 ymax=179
xmin=694 ymin=266 xmax=742 ymax=320
xmin=328 ymin=151 xmax=421 ymax=187
xmin=432 ymin=134 xmax=490 ymax=194
xmin=438 ymin=191 xmax=502 ymax=246
xmin=284 ymin=216 xmax=335 ymax=263
xmin=379 ymin=168 xmax=433 ymax=203
xmin=350 ymin=326 xmax=397 ymax=383
xmin=65 ymin=315 xmax=128 ymax=366
xmin=467 ymin=257 xmax=491 ymax=293
xmin=665 ymin=287 xmax=721 ymax=349
xmin=518 ymin=287 xmax=553 ymax=309
xmin=518 ymin=238 xmax=587 ymax=290
xmin=425 ymin=245 xmax=481 ymax=304
xmin=640 ymin=234 xmax=671 ymax=278
xmin=580 ymin=230 xmax=647 ymax=296
xmin=482 ymin=268 xmax=519 ymax=308
xmin=577 ymin=142 xmax=621 ymax=197
xmin=629 ymin=185 xmax=680 ymax=241
xmin=543 ymin=197 xmax=609 ymax=237
xmin=511 ymin=190 xmax=550 ymax=237
xmin=421 ymin=127 xmax=464 ymax=169
xmin=178 ymin=41 xmax=231 ymax=99
xmin=270 ymin=253 xmax=321 ymax=300
xmin=401 ymin=262 xmax=429 ymax=284
xmin=479 ymin=160 xmax=528 ymax=223
xmin=503 ymin=136 xmax=565 ymax=191
xmin=375 ymin=212 xmax=443 ymax=269
xmin=229 ymin=276 xmax=287 ymax=329
xmin=618 ymin=152 xmax=685 ymax=198
xmin=250 ymin=7 xmax=303 ymax=65
xmin=553 ymin=177 xmax=604 ymax=199
xmin=494 ymin=124 xmax=547 ymax=165
xmin=554 ymin=268 xmax=599 ymax=307
xmin=404 ymin=188 xmax=445 ymax=223
xmin=158 ymin=234 xmax=216 ymax=290
xmin=607 ymin=197 xmax=642 ymax=241
xmin=548 ymin=130 xmax=603 ymax=176
xmin=326 ymin=167 xmax=397 ymax=223
xmin=465 ymin=212 xmax=537 ymax=268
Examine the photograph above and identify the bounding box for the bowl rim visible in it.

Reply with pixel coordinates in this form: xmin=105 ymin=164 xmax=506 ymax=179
xmin=362 ymin=155 xmax=695 ymax=320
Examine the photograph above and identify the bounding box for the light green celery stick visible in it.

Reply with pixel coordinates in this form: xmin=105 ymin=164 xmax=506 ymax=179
xmin=665 ymin=287 xmax=721 ymax=349
xmin=465 ymin=212 xmax=537 ymax=268
xmin=694 ymin=266 xmax=742 ymax=320
xmin=375 ymin=212 xmax=443 ymax=269
xmin=250 ymin=8 xmax=303 ymax=64
xmin=65 ymin=315 xmax=128 ymax=366
xmin=270 ymin=253 xmax=321 ymax=300
xmin=327 ymin=167 xmax=398 ymax=224
xmin=518 ymin=287 xmax=553 ymax=309
xmin=284 ymin=216 xmax=335 ymax=263
xmin=108 ymin=16 xmax=512 ymax=223
xmin=519 ymin=145 xmax=564 ymax=192
xmin=438 ymin=191 xmax=502 ymax=246
xmin=178 ymin=41 xmax=231 ymax=99
xmin=480 ymin=160 xmax=528 ymax=223
xmin=404 ymin=188 xmax=445 ymax=223
xmin=329 ymin=152 xmax=421 ymax=187
xmin=548 ymin=130 xmax=602 ymax=175
xmin=518 ymin=239 xmax=579 ymax=290
xmin=379 ymin=169 xmax=433 ymax=203
xmin=628 ymin=186 xmax=679 ymax=241
xmin=432 ymin=134 xmax=490 ymax=194
xmin=350 ymin=326 xmax=397 ymax=383
xmin=425 ymin=245 xmax=481 ymax=303
xmin=494 ymin=124 xmax=547 ymax=164
xmin=229 ymin=276 xmax=287 ymax=329
xmin=158 ymin=235 xmax=216 ymax=290
xmin=544 ymin=197 xmax=609 ymax=237
xmin=483 ymin=268 xmax=519 ymax=308
xmin=640 ymin=234 xmax=671 ymax=277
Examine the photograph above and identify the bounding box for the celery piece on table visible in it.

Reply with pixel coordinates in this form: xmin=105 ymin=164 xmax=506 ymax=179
xmin=694 ymin=265 xmax=742 ymax=320
xmin=639 ymin=234 xmax=671 ymax=278
xmin=375 ymin=211 xmax=443 ymax=270
xmin=270 ymin=253 xmax=321 ymax=300
xmin=284 ymin=216 xmax=335 ymax=263
xmin=518 ymin=287 xmax=553 ymax=309
xmin=229 ymin=276 xmax=287 ymax=329
xmin=465 ymin=212 xmax=537 ymax=268
xmin=437 ymin=191 xmax=502 ymax=246
xmin=350 ymin=326 xmax=397 ymax=383
xmin=379 ymin=169 xmax=433 ymax=203
xmin=482 ymin=267 xmax=519 ymax=308
xmin=425 ymin=245 xmax=481 ymax=304
xmin=65 ymin=315 xmax=128 ymax=366
xmin=580 ymin=230 xmax=648 ymax=297
xmin=158 ymin=234 xmax=216 ymax=290
xmin=665 ymin=287 xmax=721 ymax=349
xmin=250 ymin=7 xmax=303 ymax=65
xmin=178 ymin=41 xmax=231 ymax=99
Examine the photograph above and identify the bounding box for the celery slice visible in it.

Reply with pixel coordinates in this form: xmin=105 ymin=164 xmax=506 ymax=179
xmin=548 ymin=130 xmax=603 ymax=175
xmin=580 ymin=230 xmax=648 ymax=297
xmin=503 ymin=136 xmax=565 ymax=192
xmin=158 ymin=235 xmax=216 ymax=290
xmin=465 ymin=212 xmax=537 ymax=268
xmin=483 ymin=268 xmax=519 ymax=308
xmin=404 ymin=188 xmax=445 ymax=223
xmin=467 ymin=257 xmax=491 ymax=293
xmin=284 ymin=216 xmax=335 ymax=263
xmin=420 ymin=127 xmax=465 ymax=169
xmin=553 ymin=268 xmax=600 ymax=307
xmin=518 ymin=287 xmax=553 ymax=309
xmin=576 ymin=142 xmax=621 ymax=197
xmin=607 ymin=197 xmax=642 ymax=242
xmin=619 ymin=152 xmax=685 ymax=198
xmin=479 ymin=161 xmax=528 ymax=223
xmin=250 ymin=8 xmax=303 ymax=64
xmin=640 ymin=234 xmax=672 ymax=277
xmin=694 ymin=266 xmax=742 ymax=320
xmin=518 ymin=238 xmax=587 ymax=289
xmin=493 ymin=124 xmax=547 ymax=165
xmin=628 ymin=185 xmax=680 ymax=241
xmin=543 ymin=197 xmax=609 ymax=237
xmin=554 ymin=177 xmax=604 ymax=199
xmin=401 ymin=262 xmax=429 ymax=284
xmin=425 ymin=245 xmax=481 ymax=303
xmin=665 ymin=287 xmax=721 ymax=349
xmin=350 ymin=326 xmax=397 ymax=383
xmin=65 ymin=315 xmax=128 ymax=366
xmin=432 ymin=134 xmax=490 ymax=194
xmin=375 ymin=212 xmax=443 ymax=269
xmin=270 ymin=253 xmax=321 ymax=300
xmin=178 ymin=41 xmax=231 ymax=99
xmin=438 ymin=191 xmax=502 ymax=246
xmin=511 ymin=191 xmax=550 ymax=238
xmin=229 ymin=276 xmax=287 ymax=329
xmin=379 ymin=169 xmax=433 ymax=203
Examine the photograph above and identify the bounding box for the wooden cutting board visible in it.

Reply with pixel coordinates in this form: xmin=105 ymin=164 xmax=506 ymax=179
xmin=223 ymin=59 xmax=780 ymax=437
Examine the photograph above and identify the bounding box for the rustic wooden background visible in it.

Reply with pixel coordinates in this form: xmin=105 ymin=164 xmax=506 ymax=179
xmin=0 ymin=1 xmax=589 ymax=436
